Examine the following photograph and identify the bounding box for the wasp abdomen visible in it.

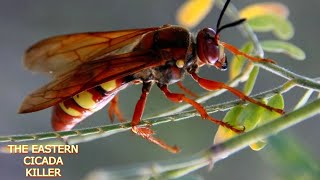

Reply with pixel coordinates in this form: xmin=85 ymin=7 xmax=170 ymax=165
xmin=51 ymin=79 xmax=128 ymax=131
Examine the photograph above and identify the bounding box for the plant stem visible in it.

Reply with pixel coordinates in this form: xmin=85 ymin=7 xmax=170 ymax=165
xmin=256 ymin=62 xmax=320 ymax=91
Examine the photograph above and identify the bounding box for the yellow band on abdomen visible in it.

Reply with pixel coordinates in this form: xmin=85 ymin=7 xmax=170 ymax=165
xmin=59 ymin=102 xmax=82 ymax=117
xmin=73 ymin=90 xmax=96 ymax=109
xmin=100 ymin=80 xmax=117 ymax=92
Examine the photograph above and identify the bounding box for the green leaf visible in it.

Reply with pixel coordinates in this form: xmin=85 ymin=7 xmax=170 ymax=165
xmin=237 ymin=102 xmax=267 ymax=151
xmin=223 ymin=105 xmax=244 ymax=125
xmin=239 ymin=102 xmax=266 ymax=131
xmin=248 ymin=94 xmax=284 ymax=151
xmin=243 ymin=66 xmax=259 ymax=95
xmin=260 ymin=94 xmax=285 ymax=125
xmin=247 ymin=14 xmax=294 ymax=40
xmin=214 ymin=105 xmax=244 ymax=144
xmin=261 ymin=40 xmax=306 ymax=60
xmin=229 ymin=42 xmax=253 ymax=80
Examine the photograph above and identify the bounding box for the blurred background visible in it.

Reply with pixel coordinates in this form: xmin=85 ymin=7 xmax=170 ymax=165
xmin=0 ymin=0 xmax=319 ymax=179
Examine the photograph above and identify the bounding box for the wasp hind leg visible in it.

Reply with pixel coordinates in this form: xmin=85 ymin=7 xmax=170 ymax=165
xmin=108 ymin=95 xmax=126 ymax=123
xmin=131 ymin=82 xmax=180 ymax=153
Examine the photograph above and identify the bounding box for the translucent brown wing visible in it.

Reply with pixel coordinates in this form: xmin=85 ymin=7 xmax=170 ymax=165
xmin=19 ymin=50 xmax=167 ymax=113
xmin=24 ymin=27 xmax=160 ymax=76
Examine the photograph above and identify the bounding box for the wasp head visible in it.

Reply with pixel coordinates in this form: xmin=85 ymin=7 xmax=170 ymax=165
xmin=196 ymin=28 xmax=227 ymax=71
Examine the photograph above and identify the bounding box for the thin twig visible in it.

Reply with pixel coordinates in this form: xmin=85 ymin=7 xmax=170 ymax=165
xmin=256 ymin=62 xmax=320 ymax=91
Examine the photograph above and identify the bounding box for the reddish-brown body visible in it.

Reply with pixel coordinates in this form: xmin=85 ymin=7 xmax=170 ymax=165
xmin=50 ymin=25 xmax=192 ymax=132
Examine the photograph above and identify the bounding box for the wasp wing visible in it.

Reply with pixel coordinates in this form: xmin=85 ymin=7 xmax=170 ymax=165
xmin=24 ymin=27 xmax=160 ymax=76
xmin=19 ymin=50 xmax=167 ymax=113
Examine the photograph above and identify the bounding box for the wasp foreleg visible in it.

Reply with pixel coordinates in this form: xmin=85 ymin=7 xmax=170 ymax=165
xmin=158 ymin=84 xmax=243 ymax=133
xmin=190 ymin=72 xmax=285 ymax=114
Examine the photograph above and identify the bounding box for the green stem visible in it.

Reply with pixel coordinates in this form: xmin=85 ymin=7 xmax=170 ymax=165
xmin=256 ymin=62 xmax=320 ymax=91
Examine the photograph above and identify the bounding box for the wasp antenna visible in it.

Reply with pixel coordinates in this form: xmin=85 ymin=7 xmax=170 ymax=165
xmin=215 ymin=0 xmax=247 ymax=39
xmin=216 ymin=18 xmax=246 ymax=35
xmin=216 ymin=0 xmax=231 ymax=31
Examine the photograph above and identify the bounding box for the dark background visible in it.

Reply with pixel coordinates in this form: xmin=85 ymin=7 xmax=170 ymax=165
xmin=0 ymin=0 xmax=319 ymax=179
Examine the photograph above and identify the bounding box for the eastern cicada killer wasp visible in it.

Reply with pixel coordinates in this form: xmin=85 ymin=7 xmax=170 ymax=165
xmin=19 ymin=0 xmax=284 ymax=153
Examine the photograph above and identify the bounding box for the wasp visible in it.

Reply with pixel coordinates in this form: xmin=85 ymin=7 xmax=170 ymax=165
xmin=19 ymin=0 xmax=284 ymax=153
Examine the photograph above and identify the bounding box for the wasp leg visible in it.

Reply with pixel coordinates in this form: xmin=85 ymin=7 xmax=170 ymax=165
xmin=108 ymin=95 xmax=126 ymax=123
xmin=190 ymin=72 xmax=285 ymax=114
xmin=131 ymin=82 xmax=180 ymax=153
xmin=158 ymin=84 xmax=244 ymax=133
xmin=177 ymin=81 xmax=199 ymax=98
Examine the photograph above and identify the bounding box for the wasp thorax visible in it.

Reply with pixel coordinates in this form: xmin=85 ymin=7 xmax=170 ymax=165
xmin=196 ymin=28 xmax=227 ymax=71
